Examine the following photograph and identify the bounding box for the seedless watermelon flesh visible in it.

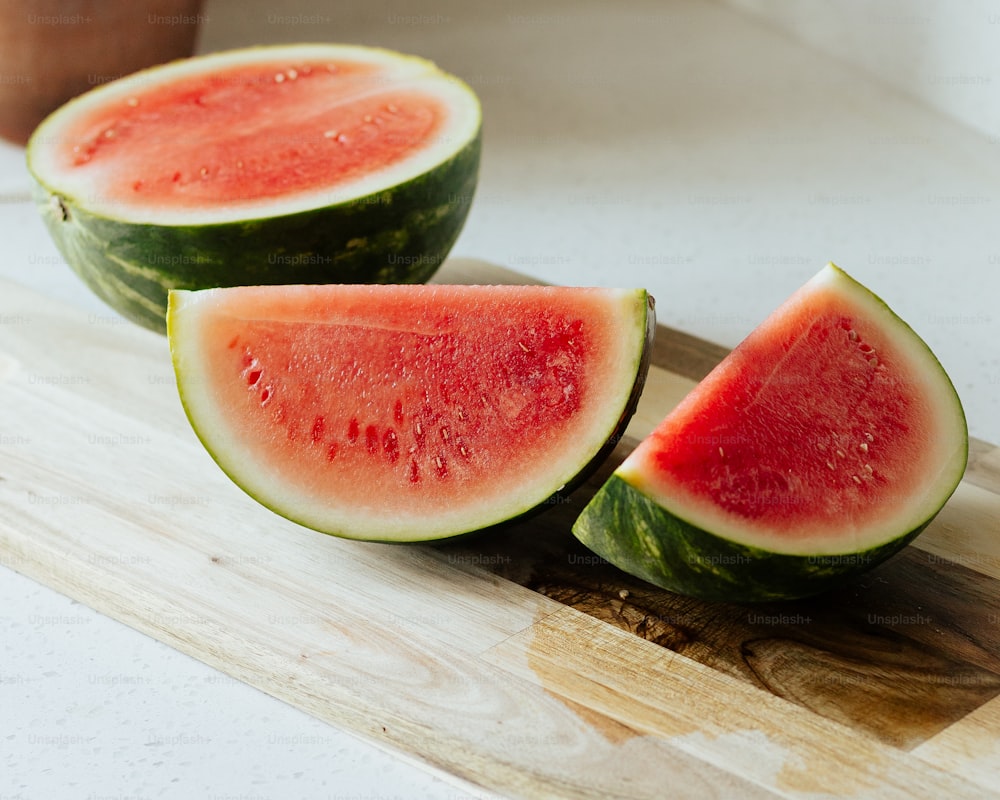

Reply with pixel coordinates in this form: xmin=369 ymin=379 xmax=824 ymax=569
xmin=26 ymin=44 xmax=481 ymax=332
xmin=573 ymin=264 xmax=968 ymax=602
xmin=28 ymin=45 xmax=478 ymax=225
xmin=168 ymin=284 xmax=654 ymax=542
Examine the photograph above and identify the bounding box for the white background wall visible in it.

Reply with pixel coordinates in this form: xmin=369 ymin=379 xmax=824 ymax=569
xmin=724 ymin=0 xmax=1000 ymax=142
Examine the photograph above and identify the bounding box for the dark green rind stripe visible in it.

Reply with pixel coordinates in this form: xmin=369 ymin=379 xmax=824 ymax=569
xmin=32 ymin=130 xmax=480 ymax=334
xmin=572 ymin=474 xmax=931 ymax=602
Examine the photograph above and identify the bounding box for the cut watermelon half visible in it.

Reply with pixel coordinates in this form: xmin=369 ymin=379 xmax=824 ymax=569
xmin=26 ymin=44 xmax=481 ymax=332
xmin=573 ymin=263 xmax=968 ymax=601
xmin=168 ymin=283 xmax=654 ymax=542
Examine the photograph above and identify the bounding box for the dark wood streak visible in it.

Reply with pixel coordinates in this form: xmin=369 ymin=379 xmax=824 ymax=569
xmin=650 ymin=324 xmax=731 ymax=384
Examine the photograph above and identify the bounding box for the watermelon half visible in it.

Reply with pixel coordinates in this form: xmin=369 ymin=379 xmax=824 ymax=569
xmin=26 ymin=44 xmax=481 ymax=333
xmin=573 ymin=263 xmax=968 ymax=602
xmin=167 ymin=283 xmax=654 ymax=542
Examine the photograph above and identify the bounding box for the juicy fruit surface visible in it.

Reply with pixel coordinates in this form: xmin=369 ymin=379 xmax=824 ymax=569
xmin=574 ymin=264 xmax=967 ymax=601
xmin=169 ymin=284 xmax=652 ymax=541
xmin=631 ymin=287 xmax=926 ymax=535
xmin=28 ymin=44 xmax=481 ymax=225
xmin=51 ymin=60 xmax=446 ymax=211
xmin=618 ymin=264 xmax=967 ymax=555
xmin=25 ymin=44 xmax=482 ymax=333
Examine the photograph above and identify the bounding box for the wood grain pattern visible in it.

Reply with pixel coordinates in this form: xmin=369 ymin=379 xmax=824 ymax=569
xmin=482 ymin=607 xmax=987 ymax=799
xmin=2 ymin=258 xmax=999 ymax=798
xmin=439 ymin=440 xmax=1000 ymax=751
xmin=967 ymin=439 xmax=1000 ymax=494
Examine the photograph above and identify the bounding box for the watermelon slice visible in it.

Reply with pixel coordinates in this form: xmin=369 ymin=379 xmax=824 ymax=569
xmin=26 ymin=44 xmax=481 ymax=333
xmin=573 ymin=263 xmax=968 ymax=602
xmin=167 ymin=283 xmax=654 ymax=542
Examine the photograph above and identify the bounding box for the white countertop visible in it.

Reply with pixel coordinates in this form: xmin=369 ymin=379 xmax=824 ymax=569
xmin=3 ymin=0 xmax=999 ymax=797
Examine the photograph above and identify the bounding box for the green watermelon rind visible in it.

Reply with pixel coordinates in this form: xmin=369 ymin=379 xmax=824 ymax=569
xmin=30 ymin=133 xmax=479 ymax=333
xmin=25 ymin=44 xmax=482 ymax=334
xmin=572 ymin=473 xmax=941 ymax=602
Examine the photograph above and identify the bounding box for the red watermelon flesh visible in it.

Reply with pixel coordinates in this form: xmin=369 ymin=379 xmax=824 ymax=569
xmin=28 ymin=45 xmax=480 ymax=225
xmin=572 ymin=264 xmax=968 ymax=601
xmin=618 ymin=263 xmax=967 ymax=556
xmin=168 ymin=283 xmax=653 ymax=541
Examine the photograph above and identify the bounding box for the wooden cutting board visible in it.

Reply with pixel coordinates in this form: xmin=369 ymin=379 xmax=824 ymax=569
xmin=2 ymin=259 xmax=1000 ymax=799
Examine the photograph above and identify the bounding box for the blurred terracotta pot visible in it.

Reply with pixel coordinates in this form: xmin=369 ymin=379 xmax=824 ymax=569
xmin=0 ymin=0 xmax=204 ymax=145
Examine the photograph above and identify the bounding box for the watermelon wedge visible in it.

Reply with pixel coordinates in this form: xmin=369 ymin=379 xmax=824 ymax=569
xmin=167 ymin=283 xmax=654 ymax=542
xmin=26 ymin=44 xmax=481 ymax=333
xmin=573 ymin=263 xmax=968 ymax=602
